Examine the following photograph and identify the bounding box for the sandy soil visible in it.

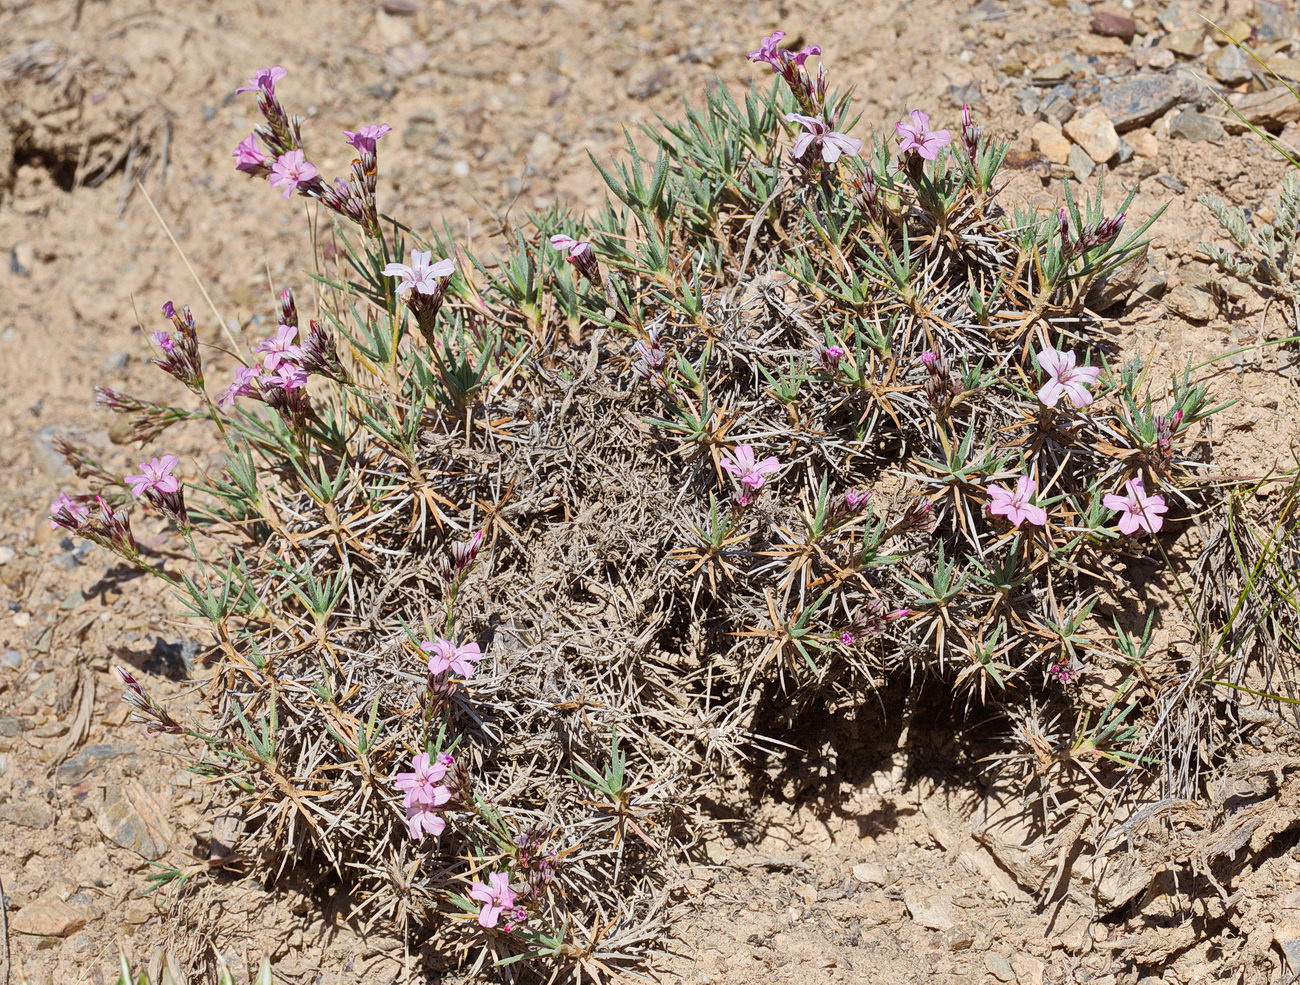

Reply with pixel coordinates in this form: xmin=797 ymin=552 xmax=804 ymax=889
xmin=2 ymin=0 xmax=1300 ymax=981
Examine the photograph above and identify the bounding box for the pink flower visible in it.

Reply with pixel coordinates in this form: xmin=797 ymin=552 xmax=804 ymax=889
xmin=1036 ymin=347 xmax=1102 ymax=409
xmin=746 ymin=30 xmax=820 ymax=71
xmin=1103 ymin=478 xmax=1168 ymax=535
xmin=469 ymin=872 xmax=518 ymax=929
xmin=786 ymin=113 xmax=861 ymax=164
xmin=218 ymin=365 xmax=263 ymax=408
xmin=422 ymin=637 xmax=484 ymax=678
xmin=125 ymin=455 xmax=180 ymax=498
xmin=406 ymin=802 xmax=447 ymax=840
xmin=264 ymin=365 xmax=309 ymax=390
xmin=235 ymin=65 xmax=287 ymax=96
xmin=986 ymin=475 xmax=1047 ymax=527
xmin=151 ymin=330 xmax=176 ymax=353
xmin=49 ymin=492 xmax=90 ymax=530
xmin=232 ymin=134 xmax=268 ymax=173
xmin=393 ymin=752 xmax=450 ymax=807
xmin=268 ymin=150 xmax=318 ymax=198
xmin=343 ymin=124 xmax=393 ymax=154
xmin=256 ymin=324 xmax=303 ymax=370
xmin=721 ymin=445 xmax=782 ymax=491
xmin=894 ymin=110 xmax=952 ymax=161
xmin=549 ymin=234 xmax=592 ymax=260
xmin=382 ymin=250 xmax=455 ymax=296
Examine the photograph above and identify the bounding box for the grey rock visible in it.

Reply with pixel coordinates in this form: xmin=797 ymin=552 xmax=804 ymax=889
xmin=1040 ymin=92 xmax=1076 ymax=123
xmin=101 ymin=352 xmax=131 ymax=373
xmin=0 ymin=715 xmax=27 ymax=736
xmin=1256 ymin=0 xmax=1297 ymax=43
xmin=1 ymin=650 xmax=20 ymax=670
xmin=0 ymin=545 xmax=14 ymax=565
xmin=98 ymin=785 xmax=168 ymax=859
xmin=1209 ymin=45 xmax=1253 ymax=86
xmin=1170 ymin=109 xmax=1225 ymax=142
xmin=1068 ymin=144 xmax=1096 ymax=179
xmin=9 ymin=241 xmax=33 ymax=277
xmin=1114 ymin=138 xmax=1135 ymax=164
xmin=29 ymin=426 xmax=71 ymax=479
xmin=56 ymin=743 xmax=139 ymax=784
xmin=986 ymin=953 xmax=1016 ymax=982
xmin=1101 ymin=74 xmax=1195 ymax=131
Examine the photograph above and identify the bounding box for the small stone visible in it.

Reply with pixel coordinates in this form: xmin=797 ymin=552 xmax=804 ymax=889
xmin=1065 ymin=108 xmax=1120 ymax=163
xmin=0 ymin=800 xmax=54 ymax=828
xmin=1166 ymin=285 xmax=1217 ymax=322
xmin=1033 ymin=59 xmax=1074 ymax=83
xmin=383 ymin=41 xmax=429 ymax=78
xmin=101 ymin=352 xmax=131 ymax=373
xmin=0 ymin=545 xmax=14 ymax=564
xmin=1029 ymin=121 xmax=1071 ymax=164
xmin=1170 ymin=109 xmax=1226 ymax=142
xmin=1128 ymin=130 xmax=1159 ymax=157
xmin=1040 ymin=93 xmax=1076 ymax=124
xmin=851 ymin=862 xmax=893 ymax=886
xmin=1256 ymin=0 xmax=1298 ymax=44
xmin=56 ymin=743 xmax=139 ymax=784
xmin=627 ymin=66 xmax=672 ymax=100
xmin=123 ymin=900 xmax=155 ymax=926
xmin=903 ymin=888 xmax=958 ymax=931
xmin=1 ymin=650 xmax=20 ymax=670
xmin=30 ymin=426 xmax=71 ymax=479
xmin=11 ymin=898 xmax=89 ymax=937
xmin=451 ymin=160 xmax=470 ymax=178
xmin=1101 ymin=74 xmax=1195 ymax=131
xmin=9 ymin=242 xmax=33 ymax=277
xmin=1091 ymin=10 xmax=1136 ymax=42
xmin=379 ymin=0 xmax=419 ymax=11
xmin=1210 ymin=45 xmax=1253 ymax=85
xmin=1134 ymin=47 xmax=1176 ymax=70
xmin=1068 ymin=144 xmax=1095 ymax=178
xmin=98 ymin=784 xmax=171 ymax=860
xmin=0 ymin=715 xmax=25 ymax=736
xmin=986 ymin=954 xmax=1016 ymax=982
xmin=1113 ymin=138 xmax=1134 ymax=164
xmin=1161 ymin=27 xmax=1206 ymax=58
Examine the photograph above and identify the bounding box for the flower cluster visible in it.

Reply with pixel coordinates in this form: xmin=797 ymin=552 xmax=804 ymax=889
xmin=232 ymin=66 xmax=392 ymax=237
xmin=746 ymin=30 xmax=826 ymax=117
xmin=393 ymin=752 xmax=455 ymax=841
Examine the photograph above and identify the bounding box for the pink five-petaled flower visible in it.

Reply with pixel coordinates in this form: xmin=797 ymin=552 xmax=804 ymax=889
xmin=406 ymin=803 xmax=446 ymax=840
xmin=894 ymin=110 xmax=952 ymax=161
xmin=1035 ymin=346 xmax=1102 ymax=409
xmin=218 ymin=365 xmax=262 ymax=408
xmin=469 ymin=872 xmax=518 ymax=929
xmin=125 ymin=455 xmax=180 ymax=498
xmin=382 ymin=250 xmax=456 ymax=296
xmin=786 ymin=113 xmax=862 ymax=164
xmin=263 ymin=364 xmax=309 ymax=390
xmin=256 ymin=324 xmax=303 ymax=370
xmin=422 ymin=637 xmax=484 ymax=678
xmin=1103 ymin=478 xmax=1168 ymax=535
xmin=268 ymin=150 xmax=318 ymax=198
xmin=721 ymin=444 xmax=782 ymax=492
xmin=393 ymin=752 xmax=450 ymax=808
xmin=986 ymin=475 xmax=1048 ymax=528
xmin=343 ymin=124 xmax=393 ymax=154
xmin=235 ymin=65 xmax=287 ymax=96
xmin=232 ymin=134 xmax=268 ymax=173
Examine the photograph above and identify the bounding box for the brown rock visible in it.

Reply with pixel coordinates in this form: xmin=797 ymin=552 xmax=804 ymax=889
xmin=1166 ymin=285 xmax=1217 ymax=322
xmin=1161 ymin=27 xmax=1206 ymax=58
xmin=1064 ymin=108 xmax=1121 ymax=163
xmin=11 ymin=898 xmax=89 ymax=937
xmin=1090 ymin=10 xmax=1136 ymax=42
xmin=97 ymin=782 xmax=171 ymax=860
xmin=1028 ymin=120 xmax=1071 ymax=164
xmin=1127 ymin=130 xmax=1159 ymax=158
xmin=1225 ymin=87 xmax=1300 ymax=133
xmin=903 ymin=888 xmax=958 ymax=930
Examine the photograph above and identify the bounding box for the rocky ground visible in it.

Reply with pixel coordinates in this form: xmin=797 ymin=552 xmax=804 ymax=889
xmin=2 ymin=0 xmax=1300 ymax=982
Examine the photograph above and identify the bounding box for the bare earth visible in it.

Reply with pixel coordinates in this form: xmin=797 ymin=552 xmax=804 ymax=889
xmin=2 ymin=0 xmax=1299 ymax=982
